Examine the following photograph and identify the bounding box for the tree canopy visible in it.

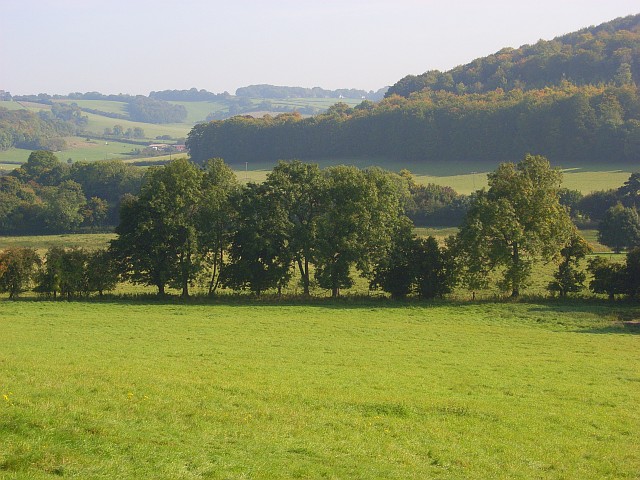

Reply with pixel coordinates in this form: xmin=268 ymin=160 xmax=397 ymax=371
xmin=454 ymin=155 xmax=575 ymax=297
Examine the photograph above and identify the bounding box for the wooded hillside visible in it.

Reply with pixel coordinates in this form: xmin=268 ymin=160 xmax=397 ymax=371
xmin=187 ymin=14 xmax=640 ymax=167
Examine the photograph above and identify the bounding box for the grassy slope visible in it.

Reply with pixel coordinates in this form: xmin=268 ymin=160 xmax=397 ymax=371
xmin=64 ymin=99 xmax=129 ymax=115
xmin=1 ymin=301 xmax=638 ymax=479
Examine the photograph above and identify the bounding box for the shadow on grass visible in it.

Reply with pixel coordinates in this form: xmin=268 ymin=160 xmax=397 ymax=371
xmin=575 ymin=323 xmax=640 ymax=335
xmin=4 ymin=292 xmax=640 ymax=315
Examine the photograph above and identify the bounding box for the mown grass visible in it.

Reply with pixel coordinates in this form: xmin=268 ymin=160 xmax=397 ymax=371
xmin=1 ymin=300 xmax=638 ymax=479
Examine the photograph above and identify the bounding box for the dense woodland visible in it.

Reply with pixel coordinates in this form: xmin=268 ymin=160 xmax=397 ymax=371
xmin=0 ymin=107 xmax=81 ymax=151
xmin=187 ymin=15 xmax=640 ymax=166
xmin=0 ymin=151 xmax=143 ymax=234
xmin=387 ymin=15 xmax=640 ymax=97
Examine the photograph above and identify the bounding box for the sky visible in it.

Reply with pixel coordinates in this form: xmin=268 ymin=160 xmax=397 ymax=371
xmin=2 ymin=0 xmax=639 ymax=96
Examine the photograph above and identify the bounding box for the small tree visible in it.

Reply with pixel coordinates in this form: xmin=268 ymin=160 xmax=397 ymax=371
xmin=0 ymin=248 xmax=41 ymax=299
xmin=597 ymin=203 xmax=640 ymax=253
xmin=59 ymin=247 xmax=88 ymax=300
xmin=414 ymin=236 xmax=455 ymax=299
xmin=548 ymin=235 xmax=592 ymax=296
xmin=588 ymin=257 xmax=627 ymax=300
xmin=369 ymin=226 xmax=416 ymax=300
xmin=624 ymin=247 xmax=640 ymax=299
xmin=35 ymin=247 xmax=64 ymax=298
xmin=35 ymin=247 xmax=87 ymax=299
xmin=85 ymin=249 xmax=119 ymax=296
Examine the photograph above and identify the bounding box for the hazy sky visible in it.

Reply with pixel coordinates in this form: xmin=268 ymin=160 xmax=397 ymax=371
xmin=2 ymin=0 xmax=639 ymax=96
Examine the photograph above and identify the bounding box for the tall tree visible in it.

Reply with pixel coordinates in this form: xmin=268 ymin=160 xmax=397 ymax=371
xmin=264 ymin=160 xmax=324 ymax=296
xmin=197 ymin=158 xmax=239 ymax=295
xmin=111 ymin=158 xmax=203 ymax=296
xmin=314 ymin=167 xmax=409 ymax=297
xmin=455 ymin=155 xmax=574 ymax=297
xmin=223 ymin=183 xmax=292 ymax=296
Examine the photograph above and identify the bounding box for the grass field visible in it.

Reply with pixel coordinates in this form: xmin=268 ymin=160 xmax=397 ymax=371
xmin=414 ymin=170 xmax=632 ymax=195
xmin=1 ymin=300 xmax=638 ymax=479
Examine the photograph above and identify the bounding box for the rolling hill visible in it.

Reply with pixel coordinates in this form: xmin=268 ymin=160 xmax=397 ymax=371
xmin=186 ymin=14 xmax=640 ymax=171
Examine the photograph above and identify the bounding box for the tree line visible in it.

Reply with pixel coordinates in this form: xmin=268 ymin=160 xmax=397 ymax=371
xmin=187 ymin=82 xmax=640 ymax=166
xmin=3 ymin=155 xmax=637 ymax=301
xmin=0 ymin=151 xmax=469 ymax=235
xmin=235 ymin=85 xmax=387 ymax=101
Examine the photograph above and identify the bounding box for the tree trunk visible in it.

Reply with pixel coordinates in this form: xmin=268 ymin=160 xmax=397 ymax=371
xmin=158 ymin=283 xmax=165 ymax=296
xmin=511 ymin=242 xmax=520 ymax=298
xmin=297 ymin=258 xmax=310 ymax=296
xmin=208 ymin=248 xmax=220 ymax=296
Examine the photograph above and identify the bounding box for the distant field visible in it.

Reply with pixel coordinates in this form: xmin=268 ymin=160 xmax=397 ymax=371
xmin=82 ymin=111 xmax=191 ymax=139
xmin=0 ymin=100 xmax=51 ymax=112
xmin=0 ymin=100 xmax=34 ymax=111
xmin=413 ymin=170 xmax=632 ymax=195
xmin=1 ymin=300 xmax=638 ymax=478
xmin=62 ymin=99 xmax=130 ymax=116
xmin=167 ymin=100 xmax=227 ymax=123
xmin=0 ymin=233 xmax=115 ymax=255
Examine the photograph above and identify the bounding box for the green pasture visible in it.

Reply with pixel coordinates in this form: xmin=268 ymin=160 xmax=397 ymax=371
xmin=0 ymin=100 xmax=34 ymax=111
xmin=0 ymin=233 xmax=115 ymax=256
xmin=82 ymin=111 xmax=190 ymax=139
xmin=411 ymin=166 xmax=632 ymax=195
xmin=1 ymin=300 xmax=638 ymax=479
xmin=267 ymin=97 xmax=363 ymax=110
xmin=167 ymin=101 xmax=228 ymax=124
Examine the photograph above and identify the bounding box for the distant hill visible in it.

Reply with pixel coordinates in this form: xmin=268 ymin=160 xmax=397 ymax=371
xmin=0 ymin=85 xmax=379 ymax=164
xmin=235 ymin=85 xmax=387 ymax=101
xmin=187 ymin=14 xmax=640 ymax=168
xmin=387 ymin=14 xmax=640 ymax=98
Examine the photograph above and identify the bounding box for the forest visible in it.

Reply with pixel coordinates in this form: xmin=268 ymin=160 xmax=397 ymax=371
xmin=387 ymin=14 xmax=640 ymax=97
